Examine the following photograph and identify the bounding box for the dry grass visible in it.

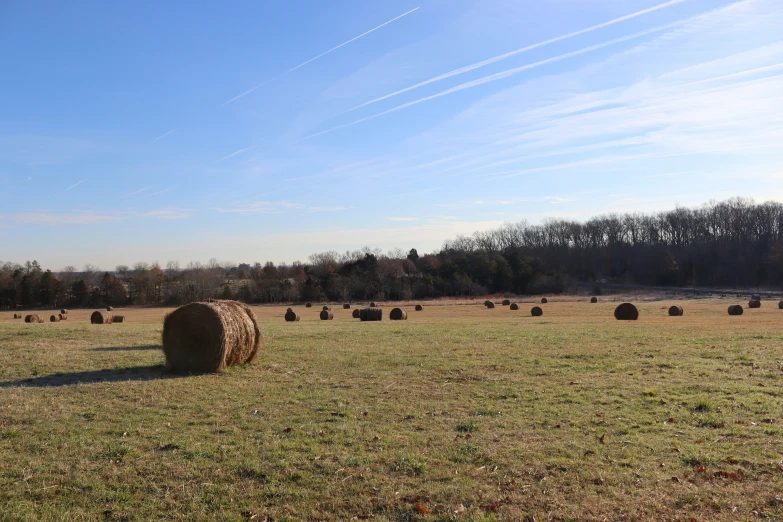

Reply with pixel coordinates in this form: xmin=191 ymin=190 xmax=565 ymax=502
xmin=0 ymin=299 xmax=782 ymax=520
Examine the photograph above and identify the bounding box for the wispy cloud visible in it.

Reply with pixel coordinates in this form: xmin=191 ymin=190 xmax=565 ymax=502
xmin=139 ymin=187 xmax=174 ymax=199
xmin=386 ymin=216 xmax=417 ymax=221
xmin=341 ymin=0 xmax=687 ymax=115
xmin=309 ymin=206 xmax=346 ymax=212
xmin=123 ymin=186 xmax=152 ymax=198
xmin=213 ymin=201 xmax=304 ymax=215
xmin=136 ymin=209 xmax=191 ymax=219
xmin=220 ymin=7 xmax=420 ymax=107
xmin=151 ymin=128 xmax=177 ymax=143
xmin=218 ymin=145 xmax=262 ymax=162
xmin=13 ymin=211 xmax=125 ymax=226
xmin=65 ymin=179 xmax=85 ymax=191
xmin=544 ymin=196 xmax=575 ymax=204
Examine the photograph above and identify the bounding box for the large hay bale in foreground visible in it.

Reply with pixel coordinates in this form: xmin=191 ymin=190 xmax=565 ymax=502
xmin=531 ymin=306 xmax=543 ymax=317
xmin=13 ymin=313 xmax=21 ymax=319
xmin=343 ymin=303 xmax=350 ymax=309
xmin=112 ymin=315 xmax=125 ymax=323
xmin=59 ymin=313 xmax=67 ymax=320
xmin=485 ymin=301 xmax=495 ymax=309
xmin=360 ymin=308 xmax=383 ymax=321
xmin=668 ymin=305 xmax=684 ymax=317
xmin=389 ymin=308 xmax=407 ymax=320
xmin=728 ymin=304 xmax=744 ymax=316
xmin=501 ymin=299 xmax=511 ymax=306
xmin=415 ymin=304 xmax=423 ymax=311
xmin=25 ymin=314 xmax=44 ymax=323
xmin=91 ymin=311 xmax=113 ymax=324
xmin=510 ymin=303 xmax=519 ymax=310
xmin=320 ymin=310 xmax=334 ymax=320
xmin=284 ymin=309 xmax=300 ymax=322
xmin=748 ymin=299 xmax=761 ymax=309
xmin=614 ymin=303 xmax=639 ymax=321
xmin=162 ymin=300 xmax=261 ymax=373
xmin=541 ymin=297 xmax=548 ymax=304
xmin=49 ymin=314 xmax=60 ymax=322
xmin=305 ymin=302 xmax=312 ymax=308
xmin=590 ymin=297 xmax=598 ymax=303
xmin=352 ymin=308 xmax=360 ymax=318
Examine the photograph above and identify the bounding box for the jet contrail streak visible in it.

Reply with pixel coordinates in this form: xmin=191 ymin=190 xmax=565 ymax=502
xmin=220 ymin=7 xmax=420 ymax=107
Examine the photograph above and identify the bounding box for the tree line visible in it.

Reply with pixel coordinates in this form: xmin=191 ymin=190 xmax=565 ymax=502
xmin=1 ymin=198 xmax=779 ymax=309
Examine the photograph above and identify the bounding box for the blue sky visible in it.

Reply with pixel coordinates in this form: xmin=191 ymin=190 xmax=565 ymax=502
xmin=2 ymin=0 xmax=782 ymax=270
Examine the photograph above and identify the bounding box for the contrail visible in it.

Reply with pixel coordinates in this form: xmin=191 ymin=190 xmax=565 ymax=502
xmin=65 ymin=179 xmax=85 ymax=191
xmin=299 ymin=19 xmax=690 ymax=141
xmin=220 ymin=7 xmax=420 ymax=107
xmin=218 ymin=144 xmax=261 ymax=162
xmin=341 ymin=0 xmax=687 ymax=115
xmin=151 ymin=128 xmax=177 ymax=143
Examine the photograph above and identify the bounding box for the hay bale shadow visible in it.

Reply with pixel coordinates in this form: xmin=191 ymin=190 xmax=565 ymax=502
xmin=91 ymin=345 xmax=161 ymax=352
xmin=0 ymin=364 xmax=184 ymax=388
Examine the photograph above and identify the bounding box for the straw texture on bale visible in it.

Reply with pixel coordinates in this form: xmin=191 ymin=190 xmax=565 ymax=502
xmin=728 ymin=304 xmax=744 ymax=316
xmin=162 ymin=300 xmax=261 ymax=374
xmin=112 ymin=315 xmax=125 ymax=323
xmin=91 ymin=311 xmax=113 ymax=324
xmin=668 ymin=305 xmax=684 ymax=317
xmin=343 ymin=303 xmax=351 ymax=309
xmin=360 ymin=308 xmax=383 ymax=321
xmin=284 ymin=309 xmax=300 ymax=322
xmin=501 ymin=299 xmax=511 ymax=306
xmin=352 ymin=308 xmax=361 ymax=318
xmin=748 ymin=299 xmax=761 ymax=309
xmin=531 ymin=306 xmax=543 ymax=317
xmin=541 ymin=297 xmax=548 ymax=304
xmin=614 ymin=303 xmax=639 ymax=321
xmin=590 ymin=297 xmax=598 ymax=303
xmin=13 ymin=313 xmax=21 ymax=319
xmin=107 ymin=306 xmax=113 ymax=311
xmin=49 ymin=314 xmax=60 ymax=322
xmin=60 ymin=309 xmax=68 ymax=314
xmin=59 ymin=313 xmax=67 ymax=320
xmin=485 ymin=301 xmax=495 ymax=309
xmin=510 ymin=303 xmax=519 ymax=310
xmin=370 ymin=302 xmax=377 ymax=307
xmin=25 ymin=314 xmax=44 ymax=323
xmin=305 ymin=303 xmax=312 ymax=308
xmin=389 ymin=308 xmax=407 ymax=320
xmin=320 ymin=310 xmax=334 ymax=320
xmin=415 ymin=304 xmax=423 ymax=311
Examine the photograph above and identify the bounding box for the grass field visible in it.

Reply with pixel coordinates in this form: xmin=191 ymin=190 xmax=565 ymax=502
xmin=1 ymin=298 xmax=782 ymax=521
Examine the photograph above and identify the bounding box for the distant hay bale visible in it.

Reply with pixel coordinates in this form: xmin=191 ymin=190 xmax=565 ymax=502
xmin=485 ymin=301 xmax=495 ymax=309
xmin=541 ymin=297 xmax=548 ymax=304
xmin=389 ymin=308 xmax=407 ymax=320
xmin=59 ymin=313 xmax=67 ymax=320
xmin=49 ymin=314 xmax=60 ymax=322
xmin=415 ymin=304 xmax=423 ymax=311
xmin=161 ymin=300 xmax=261 ymax=373
xmin=322 ymin=305 xmax=331 ymax=311
xmin=91 ymin=311 xmax=113 ymax=324
xmin=370 ymin=302 xmax=377 ymax=307
xmin=779 ymin=300 xmax=783 ymax=310
xmin=343 ymin=303 xmax=351 ymax=309
xmin=531 ymin=306 xmax=543 ymax=317
xmin=320 ymin=310 xmax=334 ymax=320
xmin=305 ymin=302 xmax=312 ymax=308
xmin=352 ymin=308 xmax=360 ymax=318
xmin=60 ymin=309 xmax=68 ymax=314
xmin=360 ymin=308 xmax=383 ymax=321
xmin=502 ymin=299 xmax=511 ymax=306
xmin=668 ymin=305 xmax=684 ymax=316
xmin=107 ymin=306 xmax=113 ymax=311
xmin=728 ymin=304 xmax=744 ymax=316
xmin=284 ymin=309 xmax=300 ymax=322
xmin=112 ymin=315 xmax=125 ymax=323
xmin=510 ymin=303 xmax=519 ymax=310
xmin=13 ymin=313 xmax=21 ymax=319
xmin=590 ymin=297 xmax=598 ymax=303
xmin=751 ymin=294 xmax=761 ymax=301
xmin=748 ymin=299 xmax=761 ymax=309
xmin=25 ymin=314 xmax=44 ymax=323
xmin=614 ymin=303 xmax=639 ymax=321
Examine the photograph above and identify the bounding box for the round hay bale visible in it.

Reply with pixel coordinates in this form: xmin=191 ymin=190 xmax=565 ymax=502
xmin=501 ymin=299 xmax=511 ymax=306
xmin=112 ymin=315 xmax=125 ymax=323
xmin=49 ymin=314 xmax=60 ymax=322
xmin=389 ymin=308 xmax=408 ymax=320
xmin=590 ymin=297 xmax=598 ymax=303
xmin=614 ymin=303 xmax=639 ymax=321
xmin=13 ymin=313 xmax=21 ymax=319
xmin=106 ymin=306 xmax=113 ymax=311
xmin=320 ymin=310 xmax=334 ymax=320
xmin=360 ymin=308 xmax=383 ymax=321
xmin=748 ymin=299 xmax=761 ymax=309
xmin=322 ymin=305 xmax=331 ymax=311
xmin=161 ymin=300 xmax=261 ymax=373
xmin=370 ymin=302 xmax=377 ymax=308
xmin=343 ymin=303 xmax=350 ymax=309
xmin=415 ymin=304 xmax=423 ymax=311
xmin=485 ymin=301 xmax=495 ymax=309
xmin=510 ymin=303 xmax=519 ymax=310
xmin=91 ymin=311 xmax=112 ymax=324
xmin=352 ymin=308 xmax=360 ymax=318
xmin=305 ymin=302 xmax=312 ymax=308
xmin=751 ymin=294 xmax=761 ymax=301
xmin=531 ymin=306 xmax=543 ymax=317
xmin=728 ymin=304 xmax=744 ymax=316
xmin=779 ymin=300 xmax=783 ymax=310
xmin=541 ymin=297 xmax=548 ymax=304
xmin=60 ymin=308 xmax=68 ymax=314
xmin=58 ymin=313 xmax=67 ymax=320
xmin=25 ymin=314 xmax=43 ymax=323
xmin=668 ymin=305 xmax=683 ymax=317
xmin=284 ymin=309 xmax=300 ymax=322
xmin=483 ymin=300 xmax=492 ymax=307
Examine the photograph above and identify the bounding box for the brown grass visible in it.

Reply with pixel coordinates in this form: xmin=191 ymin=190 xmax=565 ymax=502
xmin=161 ymin=300 xmax=261 ymax=373
xmin=614 ymin=302 xmax=639 ymax=320
xmin=389 ymin=307 xmax=408 ymax=320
